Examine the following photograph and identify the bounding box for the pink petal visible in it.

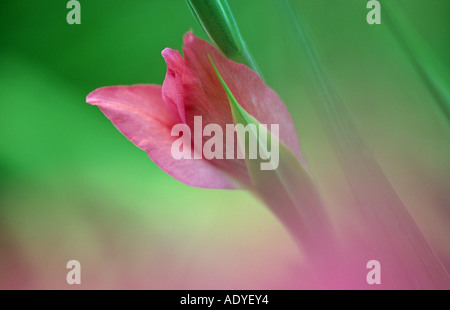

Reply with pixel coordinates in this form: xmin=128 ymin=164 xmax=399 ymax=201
xmin=161 ymin=48 xmax=186 ymax=124
xmin=87 ymin=85 xmax=237 ymax=189
xmin=162 ymin=31 xmax=303 ymax=185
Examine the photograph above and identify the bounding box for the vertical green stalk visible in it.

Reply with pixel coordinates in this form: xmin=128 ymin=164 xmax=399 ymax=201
xmin=186 ymin=0 xmax=261 ymax=74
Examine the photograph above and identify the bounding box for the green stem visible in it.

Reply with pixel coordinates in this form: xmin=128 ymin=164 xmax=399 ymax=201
xmin=210 ymin=56 xmax=339 ymax=282
xmin=186 ymin=0 xmax=261 ymax=74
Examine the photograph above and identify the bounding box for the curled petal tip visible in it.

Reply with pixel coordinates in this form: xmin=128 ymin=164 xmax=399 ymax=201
xmin=161 ymin=48 xmax=184 ymax=73
xmin=86 ymin=87 xmax=106 ymax=105
xmin=161 ymin=47 xmax=174 ymax=58
xmin=184 ymin=30 xmax=195 ymax=44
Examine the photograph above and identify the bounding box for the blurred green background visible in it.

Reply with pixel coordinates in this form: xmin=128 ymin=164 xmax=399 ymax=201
xmin=0 ymin=0 xmax=449 ymax=289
